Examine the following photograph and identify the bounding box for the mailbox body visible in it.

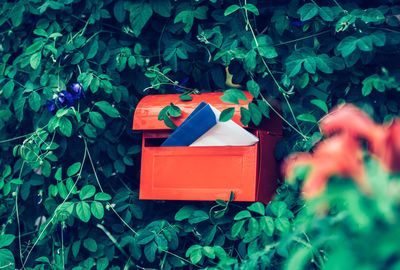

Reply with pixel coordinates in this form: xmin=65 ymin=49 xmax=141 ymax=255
xmin=132 ymin=92 xmax=282 ymax=203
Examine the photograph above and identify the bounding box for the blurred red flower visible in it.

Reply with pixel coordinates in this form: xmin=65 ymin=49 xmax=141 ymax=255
xmin=284 ymin=104 xmax=399 ymax=199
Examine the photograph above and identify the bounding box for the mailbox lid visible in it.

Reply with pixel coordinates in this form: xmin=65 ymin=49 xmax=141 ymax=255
xmin=132 ymin=91 xmax=253 ymax=130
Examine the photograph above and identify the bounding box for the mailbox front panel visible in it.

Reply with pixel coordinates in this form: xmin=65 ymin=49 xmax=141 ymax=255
xmin=139 ymin=133 xmax=258 ymax=201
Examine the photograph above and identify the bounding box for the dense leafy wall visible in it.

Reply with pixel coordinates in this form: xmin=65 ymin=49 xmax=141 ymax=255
xmin=0 ymin=0 xmax=399 ymax=269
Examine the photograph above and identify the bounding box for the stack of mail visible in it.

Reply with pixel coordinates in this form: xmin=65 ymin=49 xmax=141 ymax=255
xmin=161 ymin=101 xmax=259 ymax=147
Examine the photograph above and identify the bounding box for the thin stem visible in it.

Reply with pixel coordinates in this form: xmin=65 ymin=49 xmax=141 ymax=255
xmin=22 ymin=138 xmax=88 ymax=267
xmin=272 ymin=30 xmax=330 ymax=47
xmin=242 ymin=0 xmax=306 ymax=138
xmin=85 ymin=140 xmax=138 ymax=235
xmin=16 ymin=162 xmax=26 ymax=268
xmin=332 ymin=0 xmax=347 ymax=13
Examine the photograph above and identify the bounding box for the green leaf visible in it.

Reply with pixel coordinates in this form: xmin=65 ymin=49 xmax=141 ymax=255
xmin=247 ymin=80 xmax=260 ymax=98
xmin=30 ymin=52 xmax=41 ymax=70
xmin=91 ymin=201 xmax=104 ymax=219
xmin=219 ymin=108 xmax=235 ymax=122
xmin=231 ymin=220 xmax=245 ymax=237
xmin=260 ymin=216 xmax=275 ymax=236
xmin=25 ymin=41 xmax=43 ymax=55
xmin=179 ymin=94 xmax=192 ymax=101
xmin=243 ymin=4 xmax=259 ymax=16
xmin=67 ymin=162 xmax=81 ymax=177
xmin=175 ymin=205 xmax=196 ymax=221
xmin=203 ymin=246 xmax=215 ymax=259
xmin=125 ymin=2 xmax=153 ymax=37
xmin=89 ymin=111 xmax=106 ymax=129
xmin=76 ymin=201 xmax=91 ymax=223
xmin=84 ymin=123 xmax=97 ymax=138
xmin=361 ymin=8 xmax=385 ymax=23
xmin=337 ymin=36 xmax=358 ymax=57
xmin=174 ymin=6 xmax=208 ymax=33
xmin=97 ymin=257 xmax=109 ymax=270
xmin=318 ymin=7 xmax=334 ymax=21
xmin=83 ymin=238 xmax=98 ymax=252
xmin=310 ymin=99 xmax=328 ymax=113
xmin=284 ymin=246 xmax=312 ymax=270
xmin=72 ymin=241 xmax=81 ymax=258
xmin=136 ymin=230 xmax=155 ymax=245
xmin=255 ymin=35 xmax=278 ymax=59
xmin=28 ymin=92 xmax=41 ymax=112
xmin=2 ymin=80 xmax=15 ymax=99
xmin=190 ymin=249 xmax=203 ymax=264
xmin=297 ymin=113 xmax=317 ymax=123
xmin=151 ymin=0 xmax=172 ymax=17
xmin=0 ymin=248 xmax=14 ymax=270
xmin=224 ymin=4 xmax=240 ymax=16
xmin=275 ymin=217 xmax=290 ymax=233
xmin=33 ymin=28 xmax=48 ymax=37
xmin=95 ymin=101 xmax=120 ymax=118
xmin=247 ymin=202 xmax=265 ymax=215
xmin=167 ymin=103 xmax=182 ymax=117
xmin=297 ymin=3 xmax=318 ymax=21
xmin=113 ymin=0 xmax=126 ymax=23
xmin=144 ymin=242 xmax=157 ymax=263
xmin=57 ymin=182 xmax=68 ymax=199
xmin=58 ymin=117 xmax=72 ymax=137
xmin=357 ymin=36 xmax=373 ymax=52
xmin=249 ymin=103 xmax=262 ymax=126
xmin=79 ymin=185 xmax=96 ymax=200
xmin=234 ymin=210 xmax=251 ymax=220
xmin=240 ymin=107 xmax=251 ymax=126
xmin=94 ymin=192 xmax=112 ymax=201
xmin=0 ymin=235 xmax=15 ymax=249
xmin=188 ymin=210 xmax=209 ymax=224
xmin=257 ymin=99 xmax=270 ymax=118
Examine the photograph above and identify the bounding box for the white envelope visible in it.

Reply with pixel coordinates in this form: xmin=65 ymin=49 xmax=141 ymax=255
xmin=190 ymin=105 xmax=259 ymax=146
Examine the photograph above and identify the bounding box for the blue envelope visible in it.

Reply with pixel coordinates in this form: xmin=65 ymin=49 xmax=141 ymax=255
xmin=161 ymin=102 xmax=217 ymax=147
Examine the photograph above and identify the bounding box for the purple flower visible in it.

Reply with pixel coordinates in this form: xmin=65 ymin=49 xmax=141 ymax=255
xmin=46 ymin=100 xmax=56 ymax=113
xmin=69 ymin=82 xmax=85 ymax=100
xmin=57 ymin=90 xmax=74 ymax=108
xmin=174 ymin=77 xmax=189 ymax=92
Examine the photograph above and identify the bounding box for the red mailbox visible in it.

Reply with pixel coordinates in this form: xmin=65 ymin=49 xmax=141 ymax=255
xmin=132 ymin=91 xmax=282 ymax=203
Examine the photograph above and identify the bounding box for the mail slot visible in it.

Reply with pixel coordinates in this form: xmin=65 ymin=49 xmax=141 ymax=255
xmin=132 ymin=91 xmax=282 ymax=203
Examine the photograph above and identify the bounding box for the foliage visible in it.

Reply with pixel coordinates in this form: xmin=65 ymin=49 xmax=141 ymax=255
xmin=0 ymin=0 xmax=399 ymax=269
